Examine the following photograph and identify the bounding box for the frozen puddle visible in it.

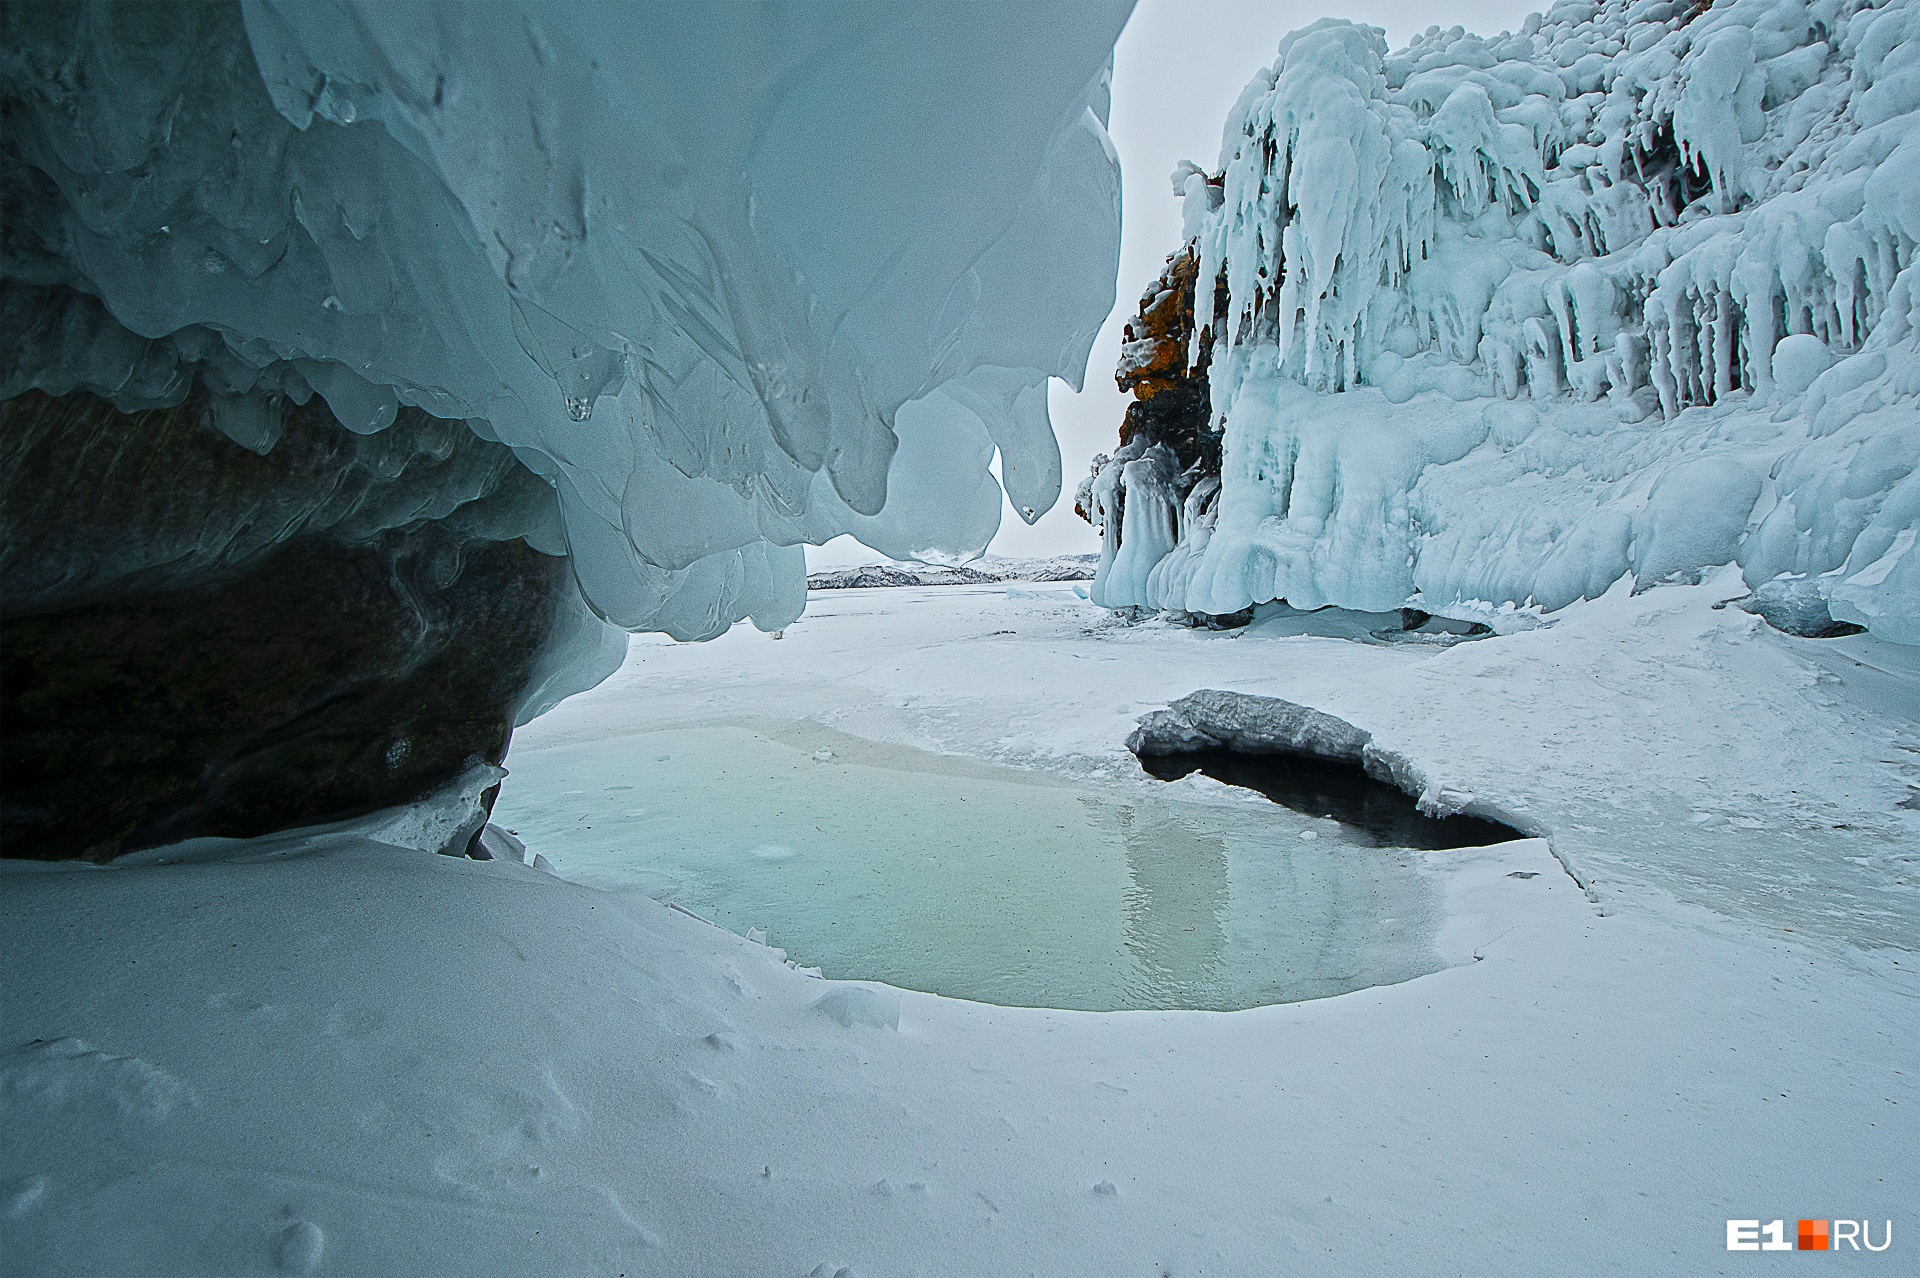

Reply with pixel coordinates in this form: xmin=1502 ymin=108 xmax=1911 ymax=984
xmin=495 ymin=722 xmax=1456 ymax=1011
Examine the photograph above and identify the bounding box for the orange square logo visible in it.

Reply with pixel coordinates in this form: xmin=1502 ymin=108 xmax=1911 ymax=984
xmin=1798 ymin=1219 xmax=1829 ymax=1251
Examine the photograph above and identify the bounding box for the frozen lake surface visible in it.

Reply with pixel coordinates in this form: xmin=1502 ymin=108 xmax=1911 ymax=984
xmin=9 ymin=580 xmax=1914 ymax=1276
xmin=497 ymin=719 xmax=1450 ymax=1010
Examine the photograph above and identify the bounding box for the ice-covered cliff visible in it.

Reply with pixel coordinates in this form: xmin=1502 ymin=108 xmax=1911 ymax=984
xmin=0 ymin=0 xmax=1128 ymax=856
xmin=1080 ymin=0 xmax=1918 ymax=644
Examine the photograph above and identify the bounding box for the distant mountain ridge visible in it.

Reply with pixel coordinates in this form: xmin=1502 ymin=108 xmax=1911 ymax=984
xmin=807 ymin=555 xmax=1098 ymax=590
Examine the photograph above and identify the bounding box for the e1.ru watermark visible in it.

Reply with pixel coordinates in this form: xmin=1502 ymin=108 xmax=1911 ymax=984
xmin=1727 ymin=1219 xmax=1893 ymax=1251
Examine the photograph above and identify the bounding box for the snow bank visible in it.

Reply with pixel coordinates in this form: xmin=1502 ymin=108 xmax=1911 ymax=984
xmin=1086 ymin=0 xmax=1919 ymax=643
xmin=2 ymin=0 xmax=1128 ymax=641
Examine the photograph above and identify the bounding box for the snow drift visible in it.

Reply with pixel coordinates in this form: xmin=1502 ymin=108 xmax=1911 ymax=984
xmin=1081 ymin=0 xmax=1919 ymax=644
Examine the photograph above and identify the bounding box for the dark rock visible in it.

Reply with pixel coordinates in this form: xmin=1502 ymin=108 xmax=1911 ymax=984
xmin=1201 ymin=607 xmax=1254 ymax=630
xmin=0 ymin=380 xmax=560 ymax=616
xmin=1075 ymin=246 xmax=1225 ymax=528
xmin=1112 ymin=247 xmax=1222 ymax=477
xmin=1163 ymin=607 xmax=1253 ymax=630
xmin=1374 ymin=614 xmax=1495 ymax=645
xmin=2 ymin=525 xmax=566 ymax=860
xmin=1 ymin=385 xmax=576 ymax=861
xmin=1131 ymin=689 xmax=1537 ymax=851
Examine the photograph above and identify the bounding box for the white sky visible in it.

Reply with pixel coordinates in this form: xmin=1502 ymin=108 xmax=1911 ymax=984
xmin=811 ymin=0 xmax=1542 ymax=570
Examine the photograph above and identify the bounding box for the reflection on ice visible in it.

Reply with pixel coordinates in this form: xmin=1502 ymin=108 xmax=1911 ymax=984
xmin=494 ymin=722 xmax=1446 ymax=1011
xmin=1115 ymin=801 xmax=1229 ymax=1008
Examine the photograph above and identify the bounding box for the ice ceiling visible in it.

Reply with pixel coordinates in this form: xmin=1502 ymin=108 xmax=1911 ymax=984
xmin=2 ymin=0 xmax=1131 ymax=640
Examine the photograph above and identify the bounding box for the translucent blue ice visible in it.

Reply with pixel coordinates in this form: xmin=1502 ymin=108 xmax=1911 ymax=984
xmin=3 ymin=0 xmax=1127 ymax=642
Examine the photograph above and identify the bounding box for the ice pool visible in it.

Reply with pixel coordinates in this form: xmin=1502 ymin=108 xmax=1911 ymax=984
xmin=493 ymin=719 xmax=1467 ymax=1011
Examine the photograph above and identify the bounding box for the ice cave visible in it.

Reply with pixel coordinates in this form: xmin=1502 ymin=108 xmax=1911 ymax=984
xmin=2 ymin=1 xmax=1915 ymax=1273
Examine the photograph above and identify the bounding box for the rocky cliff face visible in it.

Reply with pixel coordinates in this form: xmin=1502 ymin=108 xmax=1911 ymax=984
xmin=1074 ymin=247 xmax=1227 ymax=616
xmin=1112 ymin=246 xmax=1221 ymax=484
xmin=0 ymin=375 xmax=606 ymax=860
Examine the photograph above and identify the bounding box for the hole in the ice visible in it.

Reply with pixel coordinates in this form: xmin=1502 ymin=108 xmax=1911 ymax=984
xmin=494 ymin=721 xmax=1465 ymax=1014
xmin=1138 ymin=749 xmax=1522 ymax=851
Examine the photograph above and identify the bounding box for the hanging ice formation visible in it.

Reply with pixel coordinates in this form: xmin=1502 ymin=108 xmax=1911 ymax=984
xmin=1080 ymin=0 xmax=1919 ymax=645
xmin=0 ymin=0 xmax=1127 ymax=858
xmin=3 ymin=0 xmax=1126 ymax=641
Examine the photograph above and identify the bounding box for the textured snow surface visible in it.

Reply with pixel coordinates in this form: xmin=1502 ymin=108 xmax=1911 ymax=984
xmin=5 ymin=581 xmax=1914 ymax=1273
xmin=1088 ymin=0 xmax=1920 ymax=644
xmin=1 ymin=0 xmax=1127 ymax=639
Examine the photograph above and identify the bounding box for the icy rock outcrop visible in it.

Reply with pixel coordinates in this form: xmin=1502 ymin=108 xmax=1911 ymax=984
xmin=1082 ymin=0 xmax=1920 ymax=643
xmin=0 ymin=1 xmax=1127 ymax=856
xmin=1079 ymin=246 xmax=1224 ymax=610
xmin=1128 ymin=689 xmax=1374 ymax=762
xmin=1129 ymin=689 xmax=1550 ymax=840
xmin=0 ymin=385 xmax=620 ymax=860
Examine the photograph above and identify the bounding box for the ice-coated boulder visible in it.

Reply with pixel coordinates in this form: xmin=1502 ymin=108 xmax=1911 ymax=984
xmin=1770 ymin=334 xmax=1834 ymax=397
xmin=1738 ymin=575 xmax=1864 ymax=638
xmin=1127 ymin=689 xmax=1373 ymax=761
xmin=1083 ymin=0 xmax=1920 ymax=644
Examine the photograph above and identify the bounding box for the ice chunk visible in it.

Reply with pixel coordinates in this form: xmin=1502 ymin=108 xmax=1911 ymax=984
xmin=1740 ymin=577 xmax=1861 ymax=640
xmin=468 ymin=824 xmax=531 ymax=865
xmin=1831 ymin=525 xmax=1920 ymax=645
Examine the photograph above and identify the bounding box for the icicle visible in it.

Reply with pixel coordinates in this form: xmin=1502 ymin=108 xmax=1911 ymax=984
xmin=1099 ymin=0 xmax=1918 ymax=642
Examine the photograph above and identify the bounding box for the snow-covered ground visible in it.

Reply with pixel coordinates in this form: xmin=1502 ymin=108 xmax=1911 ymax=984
xmin=5 ymin=578 xmax=1915 ymax=1275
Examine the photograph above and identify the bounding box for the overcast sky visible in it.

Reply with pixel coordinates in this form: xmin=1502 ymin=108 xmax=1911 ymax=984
xmin=811 ymin=0 xmax=1543 ymax=569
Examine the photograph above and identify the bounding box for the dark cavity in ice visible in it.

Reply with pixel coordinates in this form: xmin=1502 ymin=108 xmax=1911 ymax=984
xmin=1139 ymin=749 xmax=1520 ymax=850
xmin=1129 ymin=691 xmax=1525 ymax=850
